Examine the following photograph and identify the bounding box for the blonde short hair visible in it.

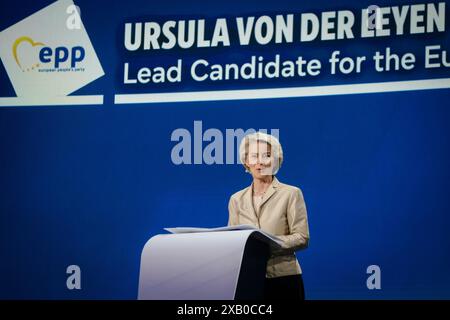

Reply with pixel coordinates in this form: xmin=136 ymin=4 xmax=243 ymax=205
xmin=239 ymin=131 xmax=283 ymax=175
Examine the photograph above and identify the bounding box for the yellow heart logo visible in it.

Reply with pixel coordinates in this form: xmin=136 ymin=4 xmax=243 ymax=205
xmin=12 ymin=36 xmax=45 ymax=71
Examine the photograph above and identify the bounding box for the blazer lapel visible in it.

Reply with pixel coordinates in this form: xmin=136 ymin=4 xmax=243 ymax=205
xmin=259 ymin=176 xmax=280 ymax=209
xmin=243 ymin=177 xmax=281 ymax=221
xmin=243 ymin=186 xmax=258 ymax=220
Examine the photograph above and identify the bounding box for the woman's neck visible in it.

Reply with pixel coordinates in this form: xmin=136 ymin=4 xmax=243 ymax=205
xmin=253 ymin=175 xmax=273 ymax=196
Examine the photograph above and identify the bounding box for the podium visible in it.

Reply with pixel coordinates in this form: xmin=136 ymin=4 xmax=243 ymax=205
xmin=138 ymin=228 xmax=281 ymax=300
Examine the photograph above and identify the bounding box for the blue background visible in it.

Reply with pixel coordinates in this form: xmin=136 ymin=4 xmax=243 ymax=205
xmin=0 ymin=0 xmax=449 ymax=299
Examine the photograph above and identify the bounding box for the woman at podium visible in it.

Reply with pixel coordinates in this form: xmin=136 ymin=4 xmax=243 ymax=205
xmin=228 ymin=131 xmax=310 ymax=300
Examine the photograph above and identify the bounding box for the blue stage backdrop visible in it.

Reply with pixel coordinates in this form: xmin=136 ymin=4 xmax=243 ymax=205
xmin=0 ymin=0 xmax=449 ymax=299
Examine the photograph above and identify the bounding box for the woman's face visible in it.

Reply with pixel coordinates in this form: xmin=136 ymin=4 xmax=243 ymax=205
xmin=245 ymin=141 xmax=273 ymax=178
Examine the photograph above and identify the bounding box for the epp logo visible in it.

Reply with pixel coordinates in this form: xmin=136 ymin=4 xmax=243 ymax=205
xmin=39 ymin=46 xmax=85 ymax=68
xmin=12 ymin=36 xmax=85 ymax=71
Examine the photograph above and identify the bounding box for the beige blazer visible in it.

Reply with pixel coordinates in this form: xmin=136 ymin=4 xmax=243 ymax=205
xmin=228 ymin=177 xmax=309 ymax=278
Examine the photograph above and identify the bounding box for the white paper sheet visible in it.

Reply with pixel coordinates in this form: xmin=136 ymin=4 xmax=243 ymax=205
xmin=164 ymin=224 xmax=284 ymax=246
xmin=164 ymin=224 xmax=258 ymax=234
